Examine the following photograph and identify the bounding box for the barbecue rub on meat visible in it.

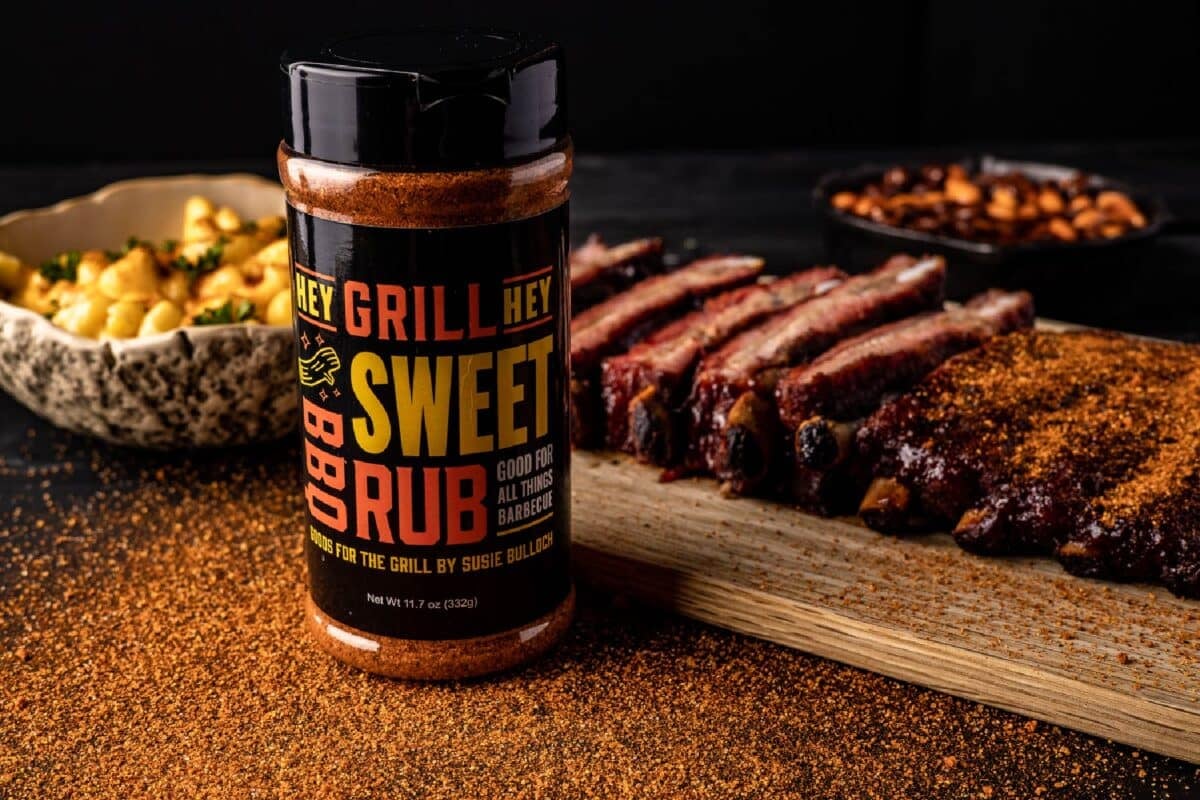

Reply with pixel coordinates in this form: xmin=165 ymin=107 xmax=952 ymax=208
xmin=600 ymin=267 xmax=845 ymax=464
xmin=570 ymin=255 xmax=764 ymax=446
xmin=687 ymin=254 xmax=946 ymax=493
xmin=775 ymin=290 xmax=1034 ymax=513
xmin=857 ymin=329 xmax=1200 ymax=598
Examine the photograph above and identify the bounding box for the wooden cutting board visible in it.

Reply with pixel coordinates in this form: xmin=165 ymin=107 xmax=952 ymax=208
xmin=570 ymin=449 xmax=1200 ymax=763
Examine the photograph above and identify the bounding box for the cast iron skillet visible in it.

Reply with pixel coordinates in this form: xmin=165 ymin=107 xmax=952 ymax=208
xmin=814 ymin=155 xmax=1198 ymax=303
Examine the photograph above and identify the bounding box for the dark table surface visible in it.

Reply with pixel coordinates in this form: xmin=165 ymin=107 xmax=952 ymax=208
xmin=3 ymin=145 xmax=1200 ymax=798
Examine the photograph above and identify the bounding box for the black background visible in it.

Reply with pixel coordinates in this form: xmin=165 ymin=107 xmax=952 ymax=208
xmin=4 ymin=0 xmax=1200 ymax=162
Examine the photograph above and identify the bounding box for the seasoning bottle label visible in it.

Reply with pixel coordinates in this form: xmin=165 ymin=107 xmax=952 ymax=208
xmin=287 ymin=206 xmax=571 ymax=640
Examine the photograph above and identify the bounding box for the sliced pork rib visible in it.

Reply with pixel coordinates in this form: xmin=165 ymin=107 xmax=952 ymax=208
xmin=778 ymin=290 xmax=1035 ymax=436
xmin=687 ymin=254 xmax=946 ymax=493
xmin=857 ymin=329 xmax=1200 ymax=598
xmin=600 ymin=267 xmax=845 ymax=464
xmin=570 ymin=235 xmax=665 ymax=311
xmin=570 ymin=254 xmax=764 ymax=446
xmin=775 ymin=290 xmax=1034 ymax=513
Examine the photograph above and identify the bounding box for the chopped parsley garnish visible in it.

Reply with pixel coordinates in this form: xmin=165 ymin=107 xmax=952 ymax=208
xmin=160 ymin=238 xmax=178 ymax=253
xmin=173 ymin=237 xmax=227 ymax=281
xmin=193 ymin=299 xmax=255 ymax=326
xmin=105 ymin=236 xmax=155 ymax=260
xmin=38 ymin=250 xmax=82 ymax=282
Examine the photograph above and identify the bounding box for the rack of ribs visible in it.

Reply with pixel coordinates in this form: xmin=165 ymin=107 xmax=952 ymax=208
xmin=687 ymin=254 xmax=946 ymax=494
xmin=599 ymin=267 xmax=845 ymax=464
xmin=856 ymin=329 xmax=1200 ymax=598
xmin=570 ymin=254 xmax=764 ymax=446
xmin=570 ymin=235 xmax=665 ymax=311
xmin=775 ymin=290 xmax=1034 ymax=513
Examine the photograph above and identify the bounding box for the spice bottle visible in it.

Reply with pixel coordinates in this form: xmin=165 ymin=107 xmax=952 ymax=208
xmin=278 ymin=29 xmax=574 ymax=679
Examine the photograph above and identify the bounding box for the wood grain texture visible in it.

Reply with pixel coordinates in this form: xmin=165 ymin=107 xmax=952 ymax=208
xmin=571 ymin=449 xmax=1200 ymax=763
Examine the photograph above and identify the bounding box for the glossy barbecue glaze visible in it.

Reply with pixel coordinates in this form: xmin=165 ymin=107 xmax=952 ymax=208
xmin=778 ymin=290 xmax=1034 ymax=513
xmin=858 ymin=329 xmax=1200 ymax=598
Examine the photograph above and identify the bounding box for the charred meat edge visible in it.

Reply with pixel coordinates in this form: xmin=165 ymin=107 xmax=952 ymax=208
xmin=687 ymin=253 xmax=946 ymax=494
xmin=780 ymin=289 xmax=1034 ymax=485
xmin=601 ymin=267 xmax=846 ymax=464
xmin=570 ymin=254 xmax=764 ymax=446
xmin=855 ymin=330 xmax=1200 ymax=598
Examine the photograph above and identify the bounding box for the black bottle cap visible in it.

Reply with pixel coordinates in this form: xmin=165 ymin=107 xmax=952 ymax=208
xmin=281 ymin=29 xmax=567 ymax=168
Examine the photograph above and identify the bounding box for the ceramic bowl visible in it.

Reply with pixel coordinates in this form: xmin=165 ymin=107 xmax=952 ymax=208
xmin=0 ymin=174 xmax=297 ymax=449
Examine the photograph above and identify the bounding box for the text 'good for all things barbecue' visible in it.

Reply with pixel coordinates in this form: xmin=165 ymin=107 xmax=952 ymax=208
xmin=570 ymin=254 xmax=764 ymax=446
xmin=686 ymin=254 xmax=946 ymax=494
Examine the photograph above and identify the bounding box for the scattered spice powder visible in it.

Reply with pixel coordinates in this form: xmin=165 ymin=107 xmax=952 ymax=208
xmin=1 ymin=425 xmax=1198 ymax=798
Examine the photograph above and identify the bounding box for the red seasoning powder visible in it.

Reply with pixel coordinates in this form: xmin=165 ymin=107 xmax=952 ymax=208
xmin=1 ymin=437 xmax=1197 ymax=798
xmin=277 ymin=29 xmax=574 ymax=679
